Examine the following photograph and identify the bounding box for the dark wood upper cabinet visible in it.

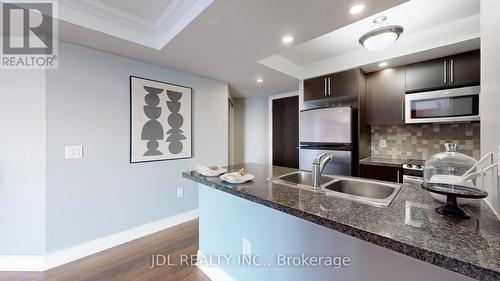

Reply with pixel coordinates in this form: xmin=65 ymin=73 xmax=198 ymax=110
xmin=449 ymin=50 xmax=480 ymax=87
xmin=405 ymin=58 xmax=446 ymax=93
xmin=366 ymin=66 xmax=406 ymax=125
xmin=405 ymin=50 xmax=480 ymax=93
xmin=303 ymin=74 xmax=329 ymax=101
xmin=304 ymin=69 xmax=361 ymax=101
xmin=331 ymin=68 xmax=360 ymax=97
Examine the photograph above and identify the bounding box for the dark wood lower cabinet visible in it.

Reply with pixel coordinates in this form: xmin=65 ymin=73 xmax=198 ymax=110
xmin=272 ymin=96 xmax=299 ymax=168
xmin=359 ymin=164 xmax=403 ymax=183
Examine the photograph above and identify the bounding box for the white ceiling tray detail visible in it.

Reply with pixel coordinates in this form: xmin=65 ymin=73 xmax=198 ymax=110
xmin=59 ymin=0 xmax=214 ymax=50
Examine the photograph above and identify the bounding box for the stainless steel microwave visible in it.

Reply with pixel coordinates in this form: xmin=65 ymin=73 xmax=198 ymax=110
xmin=405 ymin=86 xmax=480 ymax=124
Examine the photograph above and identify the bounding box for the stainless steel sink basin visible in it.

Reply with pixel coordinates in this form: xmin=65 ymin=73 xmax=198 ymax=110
xmin=277 ymin=171 xmax=333 ymax=186
xmin=324 ymin=178 xmax=401 ymax=206
xmin=271 ymin=171 xmax=401 ymax=207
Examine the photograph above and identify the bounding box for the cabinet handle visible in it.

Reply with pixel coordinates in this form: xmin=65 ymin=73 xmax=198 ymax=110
xmin=328 ymin=77 xmax=331 ymax=96
xmin=324 ymin=78 xmax=327 ymax=96
xmin=450 ymin=59 xmax=454 ymax=83
xmin=397 ymin=170 xmax=400 ymax=183
xmin=443 ymin=60 xmax=447 ymax=83
xmin=401 ymin=99 xmax=404 ymax=122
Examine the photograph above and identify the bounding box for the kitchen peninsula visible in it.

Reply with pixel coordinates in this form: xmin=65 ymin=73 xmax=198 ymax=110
xmin=183 ymin=163 xmax=500 ymax=281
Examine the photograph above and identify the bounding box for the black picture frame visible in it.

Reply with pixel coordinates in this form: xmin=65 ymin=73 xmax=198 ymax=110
xmin=129 ymin=75 xmax=193 ymax=163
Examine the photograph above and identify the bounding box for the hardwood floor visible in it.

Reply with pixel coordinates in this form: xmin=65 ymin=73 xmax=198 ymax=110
xmin=0 ymin=219 xmax=210 ymax=281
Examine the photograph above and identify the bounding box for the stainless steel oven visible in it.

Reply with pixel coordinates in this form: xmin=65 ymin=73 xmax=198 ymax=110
xmin=405 ymin=86 xmax=480 ymax=124
xmin=402 ymin=159 xmax=424 ymax=184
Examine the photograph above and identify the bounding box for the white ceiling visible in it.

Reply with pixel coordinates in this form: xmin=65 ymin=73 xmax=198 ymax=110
xmin=54 ymin=0 xmax=408 ymax=97
xmin=260 ymin=0 xmax=480 ymax=79
xmin=278 ymin=0 xmax=479 ymax=66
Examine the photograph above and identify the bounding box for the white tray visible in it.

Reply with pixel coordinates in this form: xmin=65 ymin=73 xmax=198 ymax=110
xmin=220 ymin=172 xmax=255 ymax=184
xmin=196 ymin=165 xmax=227 ymax=177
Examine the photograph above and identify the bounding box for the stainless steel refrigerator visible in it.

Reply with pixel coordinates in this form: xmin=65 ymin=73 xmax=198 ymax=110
xmin=299 ymin=106 xmax=357 ymax=176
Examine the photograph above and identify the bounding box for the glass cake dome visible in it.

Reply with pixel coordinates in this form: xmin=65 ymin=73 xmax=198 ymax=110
xmin=423 ymin=143 xmax=478 ymax=186
xmin=422 ymin=143 xmax=487 ymax=219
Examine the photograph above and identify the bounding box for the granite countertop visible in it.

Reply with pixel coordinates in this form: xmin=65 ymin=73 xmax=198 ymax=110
xmin=183 ymin=163 xmax=500 ymax=281
xmin=359 ymin=157 xmax=407 ymax=167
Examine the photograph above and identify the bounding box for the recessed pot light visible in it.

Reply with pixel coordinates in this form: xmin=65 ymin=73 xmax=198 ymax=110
xmin=256 ymin=78 xmax=264 ymax=83
xmin=378 ymin=62 xmax=388 ymax=67
xmin=282 ymin=36 xmax=294 ymax=43
xmin=350 ymin=4 xmax=365 ymax=14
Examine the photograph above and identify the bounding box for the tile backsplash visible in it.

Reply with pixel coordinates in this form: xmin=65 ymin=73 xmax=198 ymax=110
xmin=370 ymin=122 xmax=480 ymax=160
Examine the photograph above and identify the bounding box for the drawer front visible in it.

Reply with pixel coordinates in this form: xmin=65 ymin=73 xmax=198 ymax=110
xmin=359 ymin=164 xmax=402 ymax=183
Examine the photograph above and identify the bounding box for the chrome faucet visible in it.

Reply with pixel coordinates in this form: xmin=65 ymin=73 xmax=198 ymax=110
xmin=312 ymin=152 xmax=333 ymax=189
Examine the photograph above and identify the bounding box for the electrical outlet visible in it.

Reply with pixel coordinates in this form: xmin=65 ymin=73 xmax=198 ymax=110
xmin=177 ymin=187 xmax=184 ymax=198
xmin=242 ymin=238 xmax=251 ymax=256
xmin=379 ymin=139 xmax=387 ymax=148
xmin=65 ymin=145 xmax=83 ymax=159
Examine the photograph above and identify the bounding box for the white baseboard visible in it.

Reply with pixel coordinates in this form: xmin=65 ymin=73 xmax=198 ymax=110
xmin=0 ymin=209 xmax=199 ymax=272
xmin=196 ymin=251 xmax=235 ymax=281
xmin=0 ymin=255 xmax=45 ymax=271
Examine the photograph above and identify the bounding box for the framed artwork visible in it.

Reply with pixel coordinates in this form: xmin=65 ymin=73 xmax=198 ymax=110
xmin=130 ymin=76 xmax=192 ymax=163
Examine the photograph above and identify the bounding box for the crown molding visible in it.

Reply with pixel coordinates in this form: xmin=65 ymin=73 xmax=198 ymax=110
xmin=58 ymin=0 xmax=214 ymax=50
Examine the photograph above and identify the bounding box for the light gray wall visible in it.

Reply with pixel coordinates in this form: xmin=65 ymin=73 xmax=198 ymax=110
xmin=480 ymin=0 xmax=500 ymax=216
xmin=234 ymin=98 xmax=269 ymax=165
xmin=45 ymin=42 xmax=229 ymax=252
xmin=0 ymin=70 xmax=46 ymax=254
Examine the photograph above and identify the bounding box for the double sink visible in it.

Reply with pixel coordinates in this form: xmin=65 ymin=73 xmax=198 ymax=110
xmin=271 ymin=171 xmax=401 ymax=207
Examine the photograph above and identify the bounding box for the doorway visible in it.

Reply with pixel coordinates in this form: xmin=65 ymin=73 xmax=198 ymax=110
xmin=272 ymin=96 xmax=299 ymax=168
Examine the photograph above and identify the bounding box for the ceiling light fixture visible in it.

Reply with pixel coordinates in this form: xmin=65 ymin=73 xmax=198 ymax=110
xmin=378 ymin=62 xmax=388 ymax=67
xmin=282 ymin=36 xmax=294 ymax=43
xmin=359 ymin=16 xmax=404 ymax=51
xmin=349 ymin=4 xmax=365 ymax=14
xmin=256 ymin=78 xmax=263 ymax=83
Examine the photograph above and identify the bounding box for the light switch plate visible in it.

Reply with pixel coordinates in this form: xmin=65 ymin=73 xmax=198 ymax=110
xmin=177 ymin=187 xmax=184 ymax=198
xmin=65 ymin=145 xmax=83 ymax=159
